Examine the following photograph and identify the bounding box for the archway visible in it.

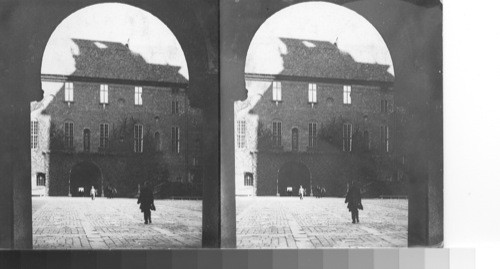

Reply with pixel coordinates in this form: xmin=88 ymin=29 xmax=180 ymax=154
xmin=69 ymin=161 xmax=102 ymax=197
xmin=277 ymin=162 xmax=310 ymax=196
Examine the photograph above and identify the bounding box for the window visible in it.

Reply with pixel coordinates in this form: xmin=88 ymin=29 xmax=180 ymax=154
xmin=83 ymin=128 xmax=90 ymax=152
xmin=272 ymin=121 xmax=282 ymax=147
xmin=291 ymin=128 xmax=299 ymax=151
xmin=308 ymin=83 xmax=317 ymax=103
xmin=342 ymin=123 xmax=352 ymax=152
xmin=363 ymin=130 xmax=370 ymax=150
xmin=172 ymin=100 xmax=179 ymax=115
xmin=64 ymin=82 xmax=74 ymax=102
xmin=64 ymin=122 xmax=74 ymax=149
xmin=343 ymin=85 xmax=351 ymax=104
xmin=134 ymin=124 xmax=143 ymax=153
xmin=380 ymin=125 xmax=389 ymax=152
xmin=272 ymin=81 xmax=282 ymax=102
xmin=99 ymin=123 xmax=109 ymax=149
xmin=100 ymin=84 xmax=108 ymax=104
xmin=236 ymin=120 xmax=246 ymax=149
xmin=30 ymin=120 xmax=38 ymax=149
xmin=308 ymin=122 xmax=317 ymax=148
xmin=171 ymin=127 xmax=180 ymax=153
xmin=36 ymin=173 xmax=46 ymax=186
xmin=244 ymin=172 xmax=254 ymax=186
xmin=154 ymin=132 xmax=161 ymax=152
xmin=381 ymin=99 xmax=388 ymax=113
xmin=134 ymin=86 xmax=142 ymax=105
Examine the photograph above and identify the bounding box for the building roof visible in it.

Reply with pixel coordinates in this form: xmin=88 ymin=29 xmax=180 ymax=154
xmin=249 ymin=38 xmax=394 ymax=83
xmin=54 ymin=39 xmax=188 ymax=84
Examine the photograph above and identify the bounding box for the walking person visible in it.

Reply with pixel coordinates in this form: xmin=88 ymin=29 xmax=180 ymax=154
xmin=90 ymin=186 xmax=97 ymax=200
xmin=298 ymin=185 xmax=305 ymax=200
xmin=137 ymin=181 xmax=155 ymax=224
xmin=345 ymin=181 xmax=363 ymax=223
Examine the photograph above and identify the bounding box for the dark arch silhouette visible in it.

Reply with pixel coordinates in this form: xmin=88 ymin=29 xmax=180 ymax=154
xmin=277 ymin=162 xmax=310 ymax=196
xmin=223 ymin=0 xmax=442 ymax=248
xmin=0 ymin=0 xmax=220 ymax=249
xmin=69 ymin=161 xmax=102 ymax=197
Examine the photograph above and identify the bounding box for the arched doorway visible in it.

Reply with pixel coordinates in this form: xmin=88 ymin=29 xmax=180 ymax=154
xmin=69 ymin=161 xmax=102 ymax=197
xmin=277 ymin=162 xmax=310 ymax=196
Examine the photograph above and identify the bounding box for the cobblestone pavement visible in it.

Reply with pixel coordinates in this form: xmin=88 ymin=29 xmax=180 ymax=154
xmin=32 ymin=197 xmax=202 ymax=249
xmin=236 ymin=197 xmax=407 ymax=248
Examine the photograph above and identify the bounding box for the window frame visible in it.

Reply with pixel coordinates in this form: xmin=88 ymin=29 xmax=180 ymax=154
xmin=291 ymin=127 xmax=299 ymax=151
xmin=342 ymin=123 xmax=352 ymax=152
xmin=99 ymin=123 xmax=109 ymax=149
xmin=100 ymin=84 xmax=109 ymax=104
xmin=308 ymin=83 xmax=317 ymax=104
xmin=308 ymin=122 xmax=317 ymax=148
xmin=154 ymin=131 xmax=161 ymax=152
xmin=30 ymin=120 xmax=38 ymax=149
xmin=134 ymin=86 xmax=143 ymax=106
xmin=134 ymin=124 xmax=144 ymax=153
xmin=64 ymin=82 xmax=74 ymax=102
xmin=380 ymin=125 xmax=390 ymax=152
xmin=272 ymin=121 xmax=282 ymax=147
xmin=236 ymin=120 xmax=246 ymax=149
xmin=64 ymin=121 xmax=74 ymax=149
xmin=171 ymin=126 xmax=180 ymax=153
xmin=36 ymin=173 xmax=45 ymax=186
xmin=244 ymin=172 xmax=254 ymax=186
xmin=272 ymin=81 xmax=282 ymax=102
xmin=343 ymin=85 xmax=352 ymax=105
xmin=171 ymin=100 xmax=179 ymax=115
xmin=381 ymin=99 xmax=388 ymax=113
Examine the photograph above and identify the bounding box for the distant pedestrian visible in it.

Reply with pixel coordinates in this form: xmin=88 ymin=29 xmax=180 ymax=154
xmin=321 ymin=187 xmax=326 ymax=198
xmin=137 ymin=181 xmax=155 ymax=224
xmin=90 ymin=186 xmax=97 ymax=200
xmin=345 ymin=181 xmax=363 ymax=223
xmin=298 ymin=185 xmax=305 ymax=200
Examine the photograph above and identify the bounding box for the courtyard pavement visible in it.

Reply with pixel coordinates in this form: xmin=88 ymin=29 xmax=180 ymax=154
xmin=32 ymin=197 xmax=202 ymax=249
xmin=236 ymin=197 xmax=407 ymax=248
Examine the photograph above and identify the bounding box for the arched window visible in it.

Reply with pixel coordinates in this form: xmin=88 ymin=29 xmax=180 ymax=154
xmin=154 ymin=132 xmax=161 ymax=152
xmin=291 ymin=128 xmax=299 ymax=151
xmin=272 ymin=121 xmax=282 ymax=147
xmin=342 ymin=123 xmax=352 ymax=152
xmin=64 ymin=121 xmax=74 ymax=149
xmin=83 ymin=128 xmax=91 ymax=152
xmin=134 ymin=124 xmax=143 ymax=153
xmin=363 ymin=130 xmax=370 ymax=150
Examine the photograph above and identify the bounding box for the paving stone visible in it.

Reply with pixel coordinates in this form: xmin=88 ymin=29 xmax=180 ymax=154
xmin=236 ymin=197 xmax=407 ymax=248
xmin=32 ymin=197 xmax=202 ymax=249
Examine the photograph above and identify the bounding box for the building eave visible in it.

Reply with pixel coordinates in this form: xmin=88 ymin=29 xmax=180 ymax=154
xmin=41 ymin=74 xmax=189 ymax=89
xmin=245 ymin=73 xmax=394 ymax=88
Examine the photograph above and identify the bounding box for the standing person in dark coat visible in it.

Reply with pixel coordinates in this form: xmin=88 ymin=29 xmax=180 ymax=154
xmin=137 ymin=181 xmax=155 ymax=224
xmin=345 ymin=181 xmax=363 ymax=224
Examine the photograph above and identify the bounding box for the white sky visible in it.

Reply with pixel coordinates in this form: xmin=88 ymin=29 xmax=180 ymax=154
xmin=41 ymin=2 xmax=188 ymax=92
xmin=245 ymin=2 xmax=394 ymax=76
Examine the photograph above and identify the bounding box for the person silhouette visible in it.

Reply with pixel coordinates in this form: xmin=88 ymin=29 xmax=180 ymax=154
xmin=298 ymin=185 xmax=305 ymax=200
xmin=345 ymin=181 xmax=363 ymax=223
xmin=90 ymin=186 xmax=97 ymax=200
xmin=137 ymin=181 xmax=155 ymax=224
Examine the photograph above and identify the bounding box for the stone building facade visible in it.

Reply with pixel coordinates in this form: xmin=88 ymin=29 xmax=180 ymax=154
xmin=31 ymin=39 xmax=203 ymax=197
xmin=235 ymin=38 xmax=399 ymax=197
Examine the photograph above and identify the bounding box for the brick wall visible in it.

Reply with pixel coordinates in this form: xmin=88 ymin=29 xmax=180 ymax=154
xmin=236 ymin=78 xmax=399 ymax=196
xmin=32 ymin=80 xmax=203 ymax=197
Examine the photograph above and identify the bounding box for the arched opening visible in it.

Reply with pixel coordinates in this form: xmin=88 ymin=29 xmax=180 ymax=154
xmin=69 ymin=161 xmax=101 ymax=197
xmin=277 ymin=162 xmax=310 ymax=196
xmin=27 ymin=2 xmax=209 ymax=249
